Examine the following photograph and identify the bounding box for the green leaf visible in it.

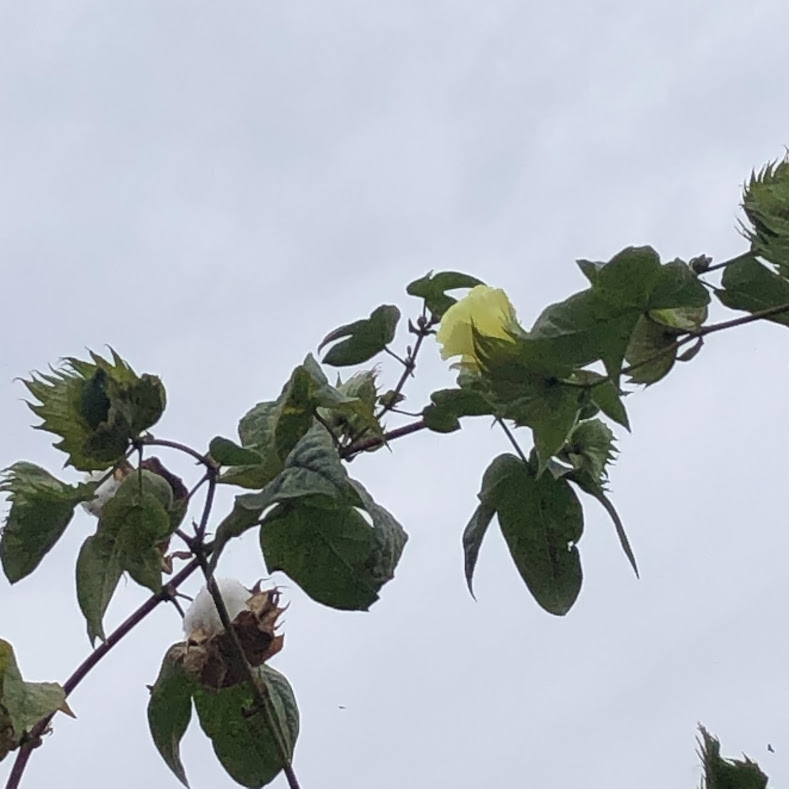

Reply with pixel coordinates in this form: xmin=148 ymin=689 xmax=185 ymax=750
xmin=568 ymin=477 xmax=638 ymax=578
xmin=193 ymin=665 xmax=299 ymax=788
xmin=76 ymin=533 xmax=123 ymax=644
xmin=462 ymin=503 xmax=495 ymax=599
xmin=648 ymin=259 xmax=711 ymax=311
xmin=215 ymin=426 xmax=360 ymax=554
xmin=718 ymin=253 xmax=789 ymax=327
xmin=526 ymin=289 xmax=640 ymax=381
xmin=209 ymin=437 xmax=264 ymax=467
xmin=624 ymin=315 xmax=679 ymax=385
xmin=422 ymin=388 xmax=495 ymax=433
xmin=406 ymin=270 xmax=484 ymax=318
xmin=261 ymin=499 xmax=379 ymax=610
xmin=148 ymin=644 xmax=195 ymax=788
xmin=596 ymin=246 xmax=662 ymax=310
xmin=0 ymin=463 xmax=97 ymax=583
xmin=260 ymin=458 xmax=407 ymax=610
xmin=76 ymin=472 xmax=172 ymax=642
xmin=568 ymin=372 xmax=629 ymax=430
xmin=560 ymin=421 xmax=637 ymax=578
xmin=222 ymin=357 xmax=381 ymax=490
xmin=0 ymin=639 xmax=68 ymax=750
xmin=463 ymin=454 xmax=520 ymax=597
xmin=319 ymin=305 xmax=401 ymax=366
xmin=491 ymin=456 xmax=584 ymax=615
xmin=698 ymin=725 xmax=768 ymax=789
xmin=23 ymin=349 xmax=166 ymax=471
xmin=349 ymin=479 xmax=408 ymax=590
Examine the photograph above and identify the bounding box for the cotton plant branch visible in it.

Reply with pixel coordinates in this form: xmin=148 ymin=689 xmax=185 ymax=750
xmin=5 ymin=556 xmax=205 ymax=789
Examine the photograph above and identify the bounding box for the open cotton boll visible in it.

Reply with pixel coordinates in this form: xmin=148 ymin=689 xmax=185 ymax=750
xmin=81 ymin=469 xmax=124 ymax=517
xmin=183 ymin=578 xmax=252 ymax=639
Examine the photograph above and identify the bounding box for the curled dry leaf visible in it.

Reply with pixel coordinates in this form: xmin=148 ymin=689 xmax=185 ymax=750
xmin=180 ymin=584 xmax=286 ymax=691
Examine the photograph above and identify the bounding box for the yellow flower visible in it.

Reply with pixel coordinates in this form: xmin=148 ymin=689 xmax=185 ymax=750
xmin=436 ymin=285 xmax=521 ymax=372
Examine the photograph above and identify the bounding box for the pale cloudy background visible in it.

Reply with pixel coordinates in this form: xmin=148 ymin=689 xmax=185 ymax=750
xmin=2 ymin=1 xmax=789 ymax=787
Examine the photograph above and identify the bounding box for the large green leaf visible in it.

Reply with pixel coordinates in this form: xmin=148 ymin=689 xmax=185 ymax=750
xmin=193 ymin=665 xmax=299 ymax=788
xmin=406 ymin=270 xmax=484 ymax=318
xmin=148 ymin=645 xmax=195 ymax=788
xmin=261 ymin=499 xmax=380 ymax=610
xmin=318 ymin=305 xmax=401 ymax=366
xmin=0 ymin=639 xmax=68 ymax=759
xmin=23 ymin=349 xmax=166 ymax=471
xmin=718 ymin=253 xmax=789 ymax=327
xmin=492 ymin=456 xmax=584 ymax=615
xmin=533 ymin=249 xmax=706 ymax=383
xmin=527 ymin=289 xmax=640 ymax=379
xmin=0 ymin=463 xmax=97 ymax=583
xmin=259 ymin=459 xmax=407 ymax=610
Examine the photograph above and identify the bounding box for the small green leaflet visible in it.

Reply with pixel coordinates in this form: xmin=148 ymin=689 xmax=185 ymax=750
xmin=318 ymin=305 xmax=400 ymax=366
xmin=0 ymin=463 xmax=97 ymax=583
xmin=209 ymin=437 xmax=264 ymax=467
xmin=422 ymin=388 xmax=495 ymax=433
xmin=406 ymin=270 xmax=484 ymax=318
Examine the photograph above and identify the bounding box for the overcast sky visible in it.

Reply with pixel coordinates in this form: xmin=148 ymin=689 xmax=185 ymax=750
xmin=3 ymin=2 xmax=789 ymax=788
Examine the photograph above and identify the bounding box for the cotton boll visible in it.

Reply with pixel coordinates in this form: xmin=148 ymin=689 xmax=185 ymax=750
xmin=183 ymin=578 xmax=252 ymax=639
xmin=81 ymin=469 xmax=124 ymax=517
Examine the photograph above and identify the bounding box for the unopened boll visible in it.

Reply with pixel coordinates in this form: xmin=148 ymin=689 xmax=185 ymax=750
xmin=183 ymin=578 xmax=252 ymax=639
xmin=81 ymin=470 xmax=124 ymax=517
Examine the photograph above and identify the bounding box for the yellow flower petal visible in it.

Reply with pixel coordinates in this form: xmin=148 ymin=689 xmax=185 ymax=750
xmin=436 ymin=285 xmax=520 ymax=372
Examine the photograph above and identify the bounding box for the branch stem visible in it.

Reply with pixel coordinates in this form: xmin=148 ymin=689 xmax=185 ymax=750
xmin=5 ymin=556 xmax=204 ymax=789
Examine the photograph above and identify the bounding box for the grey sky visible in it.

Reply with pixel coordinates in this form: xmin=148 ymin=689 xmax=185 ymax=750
xmin=2 ymin=1 xmax=789 ymax=787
